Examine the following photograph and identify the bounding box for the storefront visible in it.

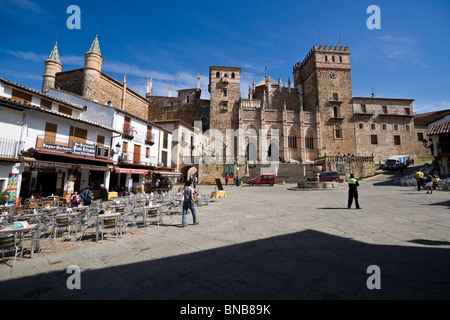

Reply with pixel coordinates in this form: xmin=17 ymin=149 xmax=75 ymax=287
xmin=110 ymin=166 xmax=148 ymax=195
xmin=20 ymin=153 xmax=113 ymax=202
xmin=144 ymin=170 xmax=181 ymax=191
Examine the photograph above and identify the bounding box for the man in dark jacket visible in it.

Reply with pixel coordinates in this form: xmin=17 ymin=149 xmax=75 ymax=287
xmin=348 ymin=174 xmax=361 ymax=209
xmin=100 ymin=184 xmax=108 ymax=202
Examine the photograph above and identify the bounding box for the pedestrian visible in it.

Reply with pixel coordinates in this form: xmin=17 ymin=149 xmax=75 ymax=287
xmin=399 ymin=164 xmax=404 ymax=176
xmin=347 ymin=174 xmax=361 ymax=209
xmin=181 ymin=179 xmax=199 ymax=227
xmin=411 ymin=158 xmax=415 ymax=165
xmin=415 ymin=169 xmax=424 ymax=191
xmin=424 ymin=172 xmax=433 ymax=194
xmin=432 ymin=174 xmax=440 ymax=191
xmin=193 ymin=175 xmax=198 ymax=189
xmin=225 ymin=174 xmax=230 ymax=186
xmin=80 ymin=186 xmax=93 ymax=206
xmin=100 ymin=184 xmax=108 ymax=202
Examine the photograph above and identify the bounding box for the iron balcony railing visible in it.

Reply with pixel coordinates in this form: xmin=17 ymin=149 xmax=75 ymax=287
xmin=0 ymin=138 xmax=24 ymax=159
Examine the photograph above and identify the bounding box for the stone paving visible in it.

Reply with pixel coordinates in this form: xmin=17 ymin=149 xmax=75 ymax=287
xmin=1 ymin=172 xmax=449 ymax=301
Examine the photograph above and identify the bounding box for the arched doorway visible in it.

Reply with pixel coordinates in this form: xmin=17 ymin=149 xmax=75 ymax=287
xmin=180 ymin=165 xmax=197 ymax=184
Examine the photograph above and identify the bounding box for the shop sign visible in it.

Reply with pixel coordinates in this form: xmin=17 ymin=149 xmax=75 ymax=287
xmin=97 ymin=146 xmax=110 ymax=159
xmin=72 ymin=141 xmax=96 ymax=157
xmin=78 ymin=164 xmax=111 ymax=172
xmin=42 ymin=142 xmax=72 ymax=153
xmin=31 ymin=161 xmax=76 ymax=169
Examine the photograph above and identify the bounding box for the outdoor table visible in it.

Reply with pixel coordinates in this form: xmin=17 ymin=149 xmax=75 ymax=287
xmin=0 ymin=223 xmax=40 ymax=258
xmin=95 ymin=213 xmax=122 ymax=242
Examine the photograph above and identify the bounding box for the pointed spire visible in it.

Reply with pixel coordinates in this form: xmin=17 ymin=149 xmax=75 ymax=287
xmin=197 ymin=72 xmax=200 ymax=89
xmin=47 ymin=42 xmax=61 ymax=64
xmin=168 ymin=84 xmax=172 ymax=97
xmin=88 ymin=35 xmax=102 ymax=55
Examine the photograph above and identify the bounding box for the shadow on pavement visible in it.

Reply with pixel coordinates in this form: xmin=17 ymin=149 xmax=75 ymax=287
xmin=1 ymin=229 xmax=449 ymax=300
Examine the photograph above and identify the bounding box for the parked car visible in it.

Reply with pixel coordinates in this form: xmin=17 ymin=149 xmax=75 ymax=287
xmin=307 ymin=171 xmax=340 ymax=182
xmin=247 ymin=174 xmax=276 ymax=186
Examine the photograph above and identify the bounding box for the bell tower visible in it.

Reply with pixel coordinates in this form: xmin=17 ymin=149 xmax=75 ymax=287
xmin=293 ymin=45 xmax=355 ymax=156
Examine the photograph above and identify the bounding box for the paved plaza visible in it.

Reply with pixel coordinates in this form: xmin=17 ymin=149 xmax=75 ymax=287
xmin=1 ymin=172 xmax=449 ymax=301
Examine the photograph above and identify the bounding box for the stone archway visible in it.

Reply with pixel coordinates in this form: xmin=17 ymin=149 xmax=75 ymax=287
xmin=181 ymin=165 xmax=198 ymax=183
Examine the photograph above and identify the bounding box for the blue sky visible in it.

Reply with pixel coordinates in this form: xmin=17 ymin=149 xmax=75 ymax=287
xmin=0 ymin=0 xmax=449 ymax=114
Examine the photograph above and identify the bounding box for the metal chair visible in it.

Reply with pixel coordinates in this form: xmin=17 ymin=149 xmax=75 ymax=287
xmin=0 ymin=233 xmax=22 ymax=268
xmin=34 ymin=216 xmax=57 ymax=254
xmin=101 ymin=217 xmax=119 ymax=243
xmin=53 ymin=216 xmax=72 ymax=240
xmin=146 ymin=207 xmax=162 ymax=226
xmin=121 ymin=208 xmax=138 ymax=234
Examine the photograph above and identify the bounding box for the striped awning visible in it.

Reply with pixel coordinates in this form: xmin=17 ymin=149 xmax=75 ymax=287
xmin=428 ymin=121 xmax=450 ymax=135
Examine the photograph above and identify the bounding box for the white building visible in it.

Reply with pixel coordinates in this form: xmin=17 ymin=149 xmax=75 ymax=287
xmin=153 ymin=119 xmax=202 ymax=183
xmin=0 ymin=78 xmax=119 ymax=203
xmin=47 ymin=89 xmax=176 ymax=193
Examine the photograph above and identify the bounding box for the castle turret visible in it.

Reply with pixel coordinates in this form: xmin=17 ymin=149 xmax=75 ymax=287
xmin=42 ymin=42 xmax=63 ymax=93
xmin=82 ymin=35 xmax=104 ymax=100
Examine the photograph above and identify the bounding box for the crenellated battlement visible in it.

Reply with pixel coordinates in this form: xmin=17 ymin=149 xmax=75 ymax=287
xmin=294 ymin=45 xmax=350 ymax=71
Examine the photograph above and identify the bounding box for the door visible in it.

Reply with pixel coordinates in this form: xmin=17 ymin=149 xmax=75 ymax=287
xmin=133 ymin=144 xmax=141 ymax=164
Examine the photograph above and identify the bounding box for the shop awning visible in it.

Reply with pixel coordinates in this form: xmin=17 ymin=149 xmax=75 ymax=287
xmin=114 ymin=167 xmax=148 ymax=174
xmin=151 ymin=170 xmax=182 ymax=177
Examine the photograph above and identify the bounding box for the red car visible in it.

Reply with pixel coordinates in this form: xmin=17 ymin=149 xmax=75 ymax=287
xmin=308 ymin=171 xmax=340 ymax=182
xmin=247 ymin=174 xmax=276 ymax=186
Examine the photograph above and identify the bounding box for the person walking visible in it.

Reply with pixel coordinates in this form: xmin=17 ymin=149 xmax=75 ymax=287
xmin=424 ymin=172 xmax=433 ymax=194
xmin=225 ymin=174 xmax=230 ymax=186
xmin=182 ymin=179 xmax=199 ymax=227
xmin=80 ymin=186 xmax=93 ymax=206
xmin=415 ymin=169 xmax=424 ymax=191
xmin=347 ymin=174 xmax=361 ymax=209
xmin=100 ymin=184 xmax=109 ymax=202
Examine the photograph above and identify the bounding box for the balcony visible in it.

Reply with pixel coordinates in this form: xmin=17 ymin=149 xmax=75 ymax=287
xmin=145 ymin=133 xmax=155 ymax=146
xmin=36 ymin=135 xmax=72 ymax=154
xmin=118 ymin=152 xmax=158 ymax=166
xmin=122 ymin=125 xmax=135 ymax=140
xmin=0 ymin=138 xmax=23 ymax=159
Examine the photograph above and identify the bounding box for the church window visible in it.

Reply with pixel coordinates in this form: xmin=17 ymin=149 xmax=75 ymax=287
xmin=332 ymin=93 xmax=339 ymax=101
xmin=186 ymin=95 xmax=190 ymax=103
xmin=216 ymin=72 xmax=220 ymax=78
xmin=223 ymin=89 xmax=227 ymax=97
xmin=325 ymin=55 xmax=328 ymax=62
xmin=305 ymin=136 xmax=314 ymax=149
xmin=288 ymin=135 xmax=297 ymax=149
xmin=332 ymin=56 xmax=335 ymax=62
xmin=339 ymin=56 xmax=343 ymax=63
xmin=231 ymin=72 xmax=235 ymax=79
